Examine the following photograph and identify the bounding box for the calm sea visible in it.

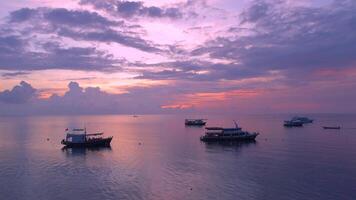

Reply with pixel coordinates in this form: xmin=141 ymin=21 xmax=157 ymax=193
xmin=0 ymin=114 xmax=355 ymax=200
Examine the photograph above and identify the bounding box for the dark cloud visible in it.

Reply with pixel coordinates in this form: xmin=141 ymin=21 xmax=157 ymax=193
xmin=56 ymin=26 xmax=162 ymax=53
xmin=134 ymin=60 xmax=265 ymax=81
xmin=0 ymin=36 xmax=118 ymax=71
xmin=191 ymin=0 xmax=356 ymax=82
xmin=9 ymin=7 xmax=121 ymax=28
xmin=0 ymin=81 xmax=172 ymax=114
xmin=9 ymin=8 xmax=36 ymax=22
xmin=2 ymin=71 xmax=30 ymax=78
xmin=44 ymin=8 xmax=121 ymax=27
xmin=2 ymin=8 xmax=125 ymax=72
xmin=116 ymin=1 xmax=182 ymax=19
xmin=240 ymin=0 xmax=269 ymax=24
xmin=80 ymin=0 xmax=183 ymax=19
xmin=42 ymin=81 xmax=120 ymax=114
xmin=5 ymin=7 xmax=164 ymax=55
xmin=0 ymin=81 xmax=36 ymax=104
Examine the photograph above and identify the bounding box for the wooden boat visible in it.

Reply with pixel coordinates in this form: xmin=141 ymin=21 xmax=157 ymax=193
xmin=61 ymin=128 xmax=113 ymax=148
xmin=200 ymin=121 xmax=259 ymax=142
xmin=323 ymin=126 xmax=341 ymax=130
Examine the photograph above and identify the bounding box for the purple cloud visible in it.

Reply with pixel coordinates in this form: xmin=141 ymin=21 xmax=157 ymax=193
xmin=80 ymin=0 xmax=183 ymax=19
xmin=0 ymin=35 xmax=118 ymax=71
xmin=5 ymin=7 xmax=165 ymax=55
xmin=0 ymin=81 xmax=37 ymax=104
xmin=191 ymin=0 xmax=356 ymax=83
xmin=2 ymin=71 xmax=30 ymax=79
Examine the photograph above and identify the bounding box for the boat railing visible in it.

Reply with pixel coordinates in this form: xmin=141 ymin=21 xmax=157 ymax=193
xmin=86 ymin=132 xmax=104 ymax=136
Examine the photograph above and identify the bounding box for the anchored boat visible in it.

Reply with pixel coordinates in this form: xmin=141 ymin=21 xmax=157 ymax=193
xmin=284 ymin=116 xmax=313 ymax=127
xmin=61 ymin=128 xmax=113 ymax=148
xmin=292 ymin=116 xmax=314 ymax=124
xmin=284 ymin=120 xmax=304 ymax=127
xmin=185 ymin=119 xmax=207 ymax=126
xmin=200 ymin=121 xmax=259 ymax=142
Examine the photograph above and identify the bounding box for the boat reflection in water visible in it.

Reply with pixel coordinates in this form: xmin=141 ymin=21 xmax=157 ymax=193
xmin=61 ymin=146 xmax=112 ymax=156
xmin=203 ymin=140 xmax=257 ymax=150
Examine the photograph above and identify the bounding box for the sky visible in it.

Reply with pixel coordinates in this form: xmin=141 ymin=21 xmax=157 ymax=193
xmin=0 ymin=0 xmax=355 ymax=115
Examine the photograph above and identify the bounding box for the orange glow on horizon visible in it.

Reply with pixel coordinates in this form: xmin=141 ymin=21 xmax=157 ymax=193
xmin=161 ymin=89 xmax=264 ymax=110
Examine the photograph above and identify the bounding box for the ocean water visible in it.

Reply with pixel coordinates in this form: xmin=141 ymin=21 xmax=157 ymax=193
xmin=0 ymin=114 xmax=355 ymax=200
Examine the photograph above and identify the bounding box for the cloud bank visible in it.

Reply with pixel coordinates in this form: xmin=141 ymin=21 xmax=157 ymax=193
xmin=0 ymin=0 xmax=356 ymax=114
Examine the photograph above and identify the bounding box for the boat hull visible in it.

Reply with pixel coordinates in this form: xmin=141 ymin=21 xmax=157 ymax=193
xmin=185 ymin=122 xmax=206 ymax=126
xmin=323 ymin=126 xmax=341 ymax=130
xmin=61 ymin=137 xmax=113 ymax=148
xmin=284 ymin=121 xmax=303 ymax=127
xmin=200 ymin=134 xmax=258 ymax=142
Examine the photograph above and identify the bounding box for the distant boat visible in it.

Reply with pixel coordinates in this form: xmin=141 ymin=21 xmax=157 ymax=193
xmin=61 ymin=128 xmax=113 ymax=148
xmin=200 ymin=121 xmax=259 ymax=142
xmin=284 ymin=120 xmax=303 ymax=127
xmin=323 ymin=126 xmax=341 ymax=130
xmin=292 ymin=116 xmax=314 ymax=124
xmin=185 ymin=119 xmax=206 ymax=126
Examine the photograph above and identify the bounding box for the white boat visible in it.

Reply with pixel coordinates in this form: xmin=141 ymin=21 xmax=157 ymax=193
xmin=200 ymin=121 xmax=259 ymax=142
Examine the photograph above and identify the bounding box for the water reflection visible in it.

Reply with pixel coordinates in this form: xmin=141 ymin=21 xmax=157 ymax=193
xmin=1 ymin=114 xmax=356 ymax=200
xmin=203 ymin=140 xmax=257 ymax=151
xmin=61 ymin=146 xmax=112 ymax=156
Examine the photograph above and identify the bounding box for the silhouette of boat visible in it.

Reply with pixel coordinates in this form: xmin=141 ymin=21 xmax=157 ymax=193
xmin=292 ymin=116 xmax=314 ymax=124
xmin=61 ymin=128 xmax=113 ymax=148
xmin=284 ymin=120 xmax=303 ymax=127
xmin=185 ymin=119 xmax=206 ymax=126
xmin=323 ymin=126 xmax=341 ymax=130
xmin=200 ymin=121 xmax=259 ymax=142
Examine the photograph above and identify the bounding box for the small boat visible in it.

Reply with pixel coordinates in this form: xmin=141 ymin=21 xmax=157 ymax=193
xmin=185 ymin=119 xmax=206 ymax=126
xmin=323 ymin=126 xmax=341 ymax=130
xmin=284 ymin=120 xmax=303 ymax=127
xmin=61 ymin=128 xmax=113 ymax=148
xmin=200 ymin=121 xmax=259 ymax=142
xmin=292 ymin=116 xmax=313 ymax=124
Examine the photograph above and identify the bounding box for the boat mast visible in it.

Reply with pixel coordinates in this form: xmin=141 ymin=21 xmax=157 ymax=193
xmin=233 ymin=120 xmax=239 ymax=128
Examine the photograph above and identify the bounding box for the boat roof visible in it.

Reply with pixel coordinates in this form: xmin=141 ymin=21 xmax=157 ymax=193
xmin=66 ymin=128 xmax=103 ymax=136
xmin=86 ymin=132 xmax=104 ymax=136
xmin=72 ymin=128 xmax=85 ymax=131
xmin=66 ymin=132 xmax=103 ymax=136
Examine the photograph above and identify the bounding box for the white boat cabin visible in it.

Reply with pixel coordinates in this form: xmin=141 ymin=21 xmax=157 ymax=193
xmin=64 ymin=128 xmax=103 ymax=143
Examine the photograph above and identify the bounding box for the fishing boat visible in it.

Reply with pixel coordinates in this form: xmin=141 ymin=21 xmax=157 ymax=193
xmin=284 ymin=120 xmax=303 ymax=127
xmin=292 ymin=116 xmax=314 ymax=124
xmin=185 ymin=119 xmax=206 ymax=126
xmin=61 ymin=128 xmax=113 ymax=148
xmin=323 ymin=126 xmax=341 ymax=130
xmin=200 ymin=121 xmax=259 ymax=142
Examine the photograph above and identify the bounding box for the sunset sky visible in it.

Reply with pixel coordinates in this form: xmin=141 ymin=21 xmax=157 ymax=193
xmin=0 ymin=0 xmax=355 ymax=115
